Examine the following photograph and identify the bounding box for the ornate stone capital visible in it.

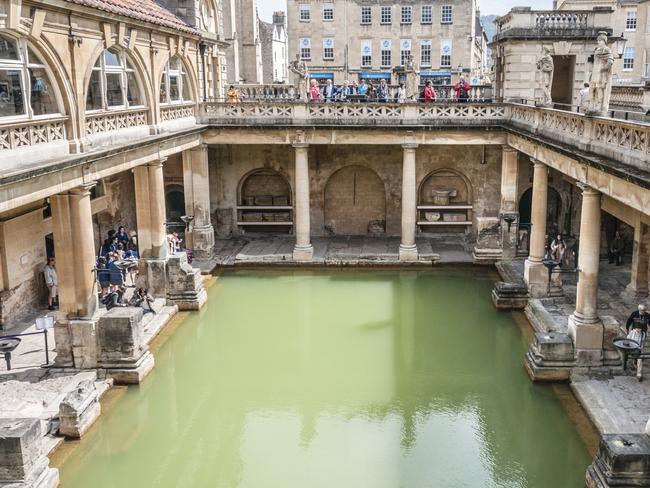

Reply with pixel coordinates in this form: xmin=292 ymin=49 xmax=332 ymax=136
xmin=577 ymin=182 xmax=600 ymax=197
xmin=69 ymin=181 xmax=97 ymax=196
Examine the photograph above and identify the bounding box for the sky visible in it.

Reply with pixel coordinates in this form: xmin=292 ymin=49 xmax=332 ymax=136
xmin=257 ymin=0 xmax=554 ymax=22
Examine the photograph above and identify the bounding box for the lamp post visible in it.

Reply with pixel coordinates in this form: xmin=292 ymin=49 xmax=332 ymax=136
xmin=615 ymin=32 xmax=628 ymax=59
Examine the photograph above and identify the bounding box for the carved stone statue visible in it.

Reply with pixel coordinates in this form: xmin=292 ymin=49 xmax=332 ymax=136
xmin=587 ymin=32 xmax=615 ymax=116
xmin=405 ymin=54 xmax=419 ymax=101
xmin=289 ymin=54 xmax=309 ymax=100
xmin=536 ymin=47 xmax=554 ymax=107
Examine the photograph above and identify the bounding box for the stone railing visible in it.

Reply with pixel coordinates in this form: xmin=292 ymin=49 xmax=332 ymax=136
xmin=85 ymin=108 xmax=148 ymax=136
xmin=202 ymin=101 xmax=506 ymax=126
xmin=160 ymin=103 xmax=196 ymax=122
xmin=236 ymin=84 xmax=295 ymax=100
xmin=495 ymin=7 xmax=610 ymax=38
xmin=0 ymin=116 xmax=67 ymax=151
xmin=507 ymin=103 xmax=649 ymax=171
xmin=610 ymin=84 xmax=650 ymax=112
xmin=534 ymin=11 xmax=589 ymax=30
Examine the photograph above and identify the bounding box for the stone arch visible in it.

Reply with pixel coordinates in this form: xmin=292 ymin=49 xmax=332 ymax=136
xmin=417 ymin=168 xmax=473 ymax=230
xmin=156 ymin=52 xmax=199 ymax=104
xmin=324 ymin=165 xmax=386 ymax=236
xmin=237 ymin=168 xmax=293 ymax=234
xmin=165 ymin=183 xmax=186 ymax=221
xmin=518 ymin=186 xmax=562 ymax=233
xmin=238 ymin=168 xmax=292 ymax=206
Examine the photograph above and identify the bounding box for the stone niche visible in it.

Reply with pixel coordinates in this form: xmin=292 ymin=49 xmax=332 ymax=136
xmin=418 ymin=169 xmax=473 ymax=233
xmin=97 ymin=307 xmax=154 ymax=384
xmin=0 ymin=418 xmax=59 ymax=488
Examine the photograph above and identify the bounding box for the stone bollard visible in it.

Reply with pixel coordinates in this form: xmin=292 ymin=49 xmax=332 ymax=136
xmin=0 ymin=419 xmax=59 ymax=488
xmin=58 ymin=380 xmax=101 ymax=438
xmin=166 ymin=253 xmax=207 ymax=311
xmin=97 ymin=308 xmax=154 ymax=385
xmin=586 ymin=434 xmax=650 ymax=487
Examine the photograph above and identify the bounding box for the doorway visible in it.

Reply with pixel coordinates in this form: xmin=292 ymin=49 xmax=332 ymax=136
xmin=551 ymin=55 xmax=575 ymax=109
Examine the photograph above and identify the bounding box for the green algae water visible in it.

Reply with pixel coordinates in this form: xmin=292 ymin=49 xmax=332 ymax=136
xmin=56 ymin=270 xmax=592 ymax=487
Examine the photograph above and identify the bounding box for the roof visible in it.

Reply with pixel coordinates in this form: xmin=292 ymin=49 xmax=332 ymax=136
xmin=65 ymin=0 xmax=198 ymax=35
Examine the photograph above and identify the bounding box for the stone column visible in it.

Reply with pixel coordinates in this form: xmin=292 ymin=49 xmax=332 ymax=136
xmin=292 ymin=143 xmax=313 ymax=262
xmin=134 ymin=160 xmax=168 ymax=297
xmin=624 ymin=214 xmax=649 ymax=301
xmin=523 ymin=160 xmax=549 ymax=297
xmin=50 ymin=183 xmax=99 ymax=368
xmin=399 ymin=144 xmax=418 ymax=262
xmin=568 ymin=185 xmax=604 ymax=366
xmin=500 ymin=146 xmax=519 ymax=259
xmin=182 ymin=144 xmax=215 ymax=258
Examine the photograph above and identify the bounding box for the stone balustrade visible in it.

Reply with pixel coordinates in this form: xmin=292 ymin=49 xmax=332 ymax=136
xmin=534 ymin=11 xmax=589 ymax=30
xmin=84 ymin=108 xmax=148 ymax=136
xmin=495 ymin=7 xmax=611 ymax=38
xmin=0 ymin=116 xmax=67 ymax=151
xmin=610 ymin=84 xmax=650 ymax=112
xmin=160 ymin=103 xmax=196 ymax=122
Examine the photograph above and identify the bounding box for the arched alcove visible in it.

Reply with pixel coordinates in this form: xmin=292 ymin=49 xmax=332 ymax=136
xmin=165 ymin=184 xmax=186 ymax=221
xmin=324 ymin=165 xmax=386 ymax=236
xmin=237 ymin=169 xmax=293 ymax=234
xmin=518 ymin=186 xmax=562 ymax=234
xmin=418 ymin=169 xmax=473 ymax=232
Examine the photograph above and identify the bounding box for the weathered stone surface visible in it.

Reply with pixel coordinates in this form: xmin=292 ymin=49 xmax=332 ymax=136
xmin=586 ymin=434 xmax=650 ymax=488
xmin=491 ymin=281 xmax=528 ymax=310
xmin=166 ymin=254 xmax=207 ymax=311
xmin=473 ymin=217 xmax=502 ymax=264
xmin=0 ymin=418 xmax=59 ymax=487
xmin=525 ymin=332 xmax=574 ymax=382
xmin=58 ymin=380 xmax=101 ymax=438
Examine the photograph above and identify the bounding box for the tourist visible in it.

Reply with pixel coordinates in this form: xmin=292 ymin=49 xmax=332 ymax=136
xmin=550 ymin=234 xmax=566 ymax=264
xmin=351 ymin=80 xmax=359 ymax=96
xmin=96 ymin=256 xmax=110 ymax=296
xmin=578 ymin=83 xmax=590 ymax=113
xmin=116 ymin=226 xmax=130 ymax=247
xmin=571 ymin=238 xmax=580 ymax=269
xmin=130 ymin=288 xmax=156 ymax=315
xmin=108 ymin=252 xmax=124 ymax=290
xmin=124 ymin=243 xmax=139 ymax=286
xmin=43 ymin=257 xmax=58 ymax=311
xmin=609 ymin=231 xmax=625 ymax=266
xmin=423 ymin=80 xmax=437 ymax=104
xmin=338 ymin=81 xmax=352 ymax=101
xmin=626 ymin=304 xmax=649 ymax=381
xmin=102 ymin=285 xmax=127 ymax=311
xmin=454 ymin=75 xmax=471 ymax=102
xmin=309 ymin=79 xmax=320 ymax=102
xmin=227 ymin=85 xmax=240 ymax=104
xmin=377 ymin=79 xmax=389 ymax=103
xmin=357 ymin=79 xmax=369 ymax=98
xmin=367 ymin=83 xmax=377 ymax=102
xmin=543 ymin=234 xmax=551 ymax=260
xmin=323 ymin=79 xmax=336 ymax=102
xmin=395 ymin=83 xmax=407 ymax=103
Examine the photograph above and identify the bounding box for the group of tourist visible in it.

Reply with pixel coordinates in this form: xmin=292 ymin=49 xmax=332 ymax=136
xmin=543 ymin=233 xmax=579 ymax=268
xmin=97 ymin=226 xmax=139 ymax=294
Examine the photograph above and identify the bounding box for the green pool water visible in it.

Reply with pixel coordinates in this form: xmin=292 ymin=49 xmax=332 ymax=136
xmin=56 ymin=269 xmax=592 ymax=487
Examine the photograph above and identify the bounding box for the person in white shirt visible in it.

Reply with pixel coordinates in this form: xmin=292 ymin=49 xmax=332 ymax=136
xmin=43 ymin=257 xmax=58 ymax=310
xmin=578 ymin=83 xmax=590 ymax=112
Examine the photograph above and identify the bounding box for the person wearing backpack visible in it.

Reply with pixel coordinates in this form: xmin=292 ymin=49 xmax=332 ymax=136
xmin=454 ymin=75 xmax=471 ymax=103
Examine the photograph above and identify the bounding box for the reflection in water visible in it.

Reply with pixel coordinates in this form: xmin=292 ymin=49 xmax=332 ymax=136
xmin=56 ymin=270 xmax=591 ymax=488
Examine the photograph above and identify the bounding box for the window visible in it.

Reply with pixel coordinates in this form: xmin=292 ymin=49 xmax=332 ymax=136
xmin=420 ymin=40 xmax=432 ymax=67
xmin=199 ymin=0 xmax=216 ymax=32
xmin=361 ymin=40 xmax=372 ymax=67
xmin=440 ymin=39 xmax=452 ymax=67
xmin=421 ymin=5 xmax=432 ymax=24
xmin=323 ymin=4 xmax=334 ymax=21
xmin=381 ymin=6 xmax=392 ymax=24
xmin=623 ymin=47 xmax=635 ymax=70
xmin=380 ymin=39 xmax=392 ymax=67
xmin=361 ymin=6 xmax=372 ymax=24
xmin=86 ymin=48 xmax=142 ymax=111
xmin=626 ymin=11 xmax=637 ymax=31
xmin=401 ymin=6 xmax=412 ymax=24
xmin=299 ymin=4 xmax=310 ymax=21
xmin=441 ymin=5 xmax=453 ymax=24
xmin=400 ymin=39 xmax=411 ymax=66
xmin=323 ymin=38 xmax=334 ymax=60
xmin=0 ymin=35 xmax=59 ymax=118
xmin=159 ymin=56 xmax=191 ymax=104
xmin=300 ymin=38 xmax=311 ymax=60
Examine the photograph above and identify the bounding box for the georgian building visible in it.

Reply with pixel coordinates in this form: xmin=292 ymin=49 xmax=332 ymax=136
xmin=286 ymin=0 xmax=488 ymax=86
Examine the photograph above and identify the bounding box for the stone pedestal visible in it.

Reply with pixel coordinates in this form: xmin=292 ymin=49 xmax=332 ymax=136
xmin=97 ymin=308 xmax=155 ymax=384
xmin=568 ymin=314 xmax=604 ymax=367
xmin=586 ymin=434 xmax=650 ymax=488
xmin=138 ymin=258 xmax=168 ymax=299
xmin=524 ymin=332 xmax=575 ymax=382
xmin=293 ymin=143 xmax=313 ymax=262
xmin=59 ymin=379 xmax=101 ymax=438
xmin=190 ymin=224 xmax=216 ymax=259
xmin=473 ymin=217 xmax=503 ymax=264
xmin=0 ymin=419 xmax=59 ymax=488
xmin=491 ymin=281 xmax=529 ymax=310
xmin=399 ymin=144 xmax=418 ymax=262
xmin=524 ymin=261 xmax=551 ymax=298
xmin=69 ymin=318 xmax=99 ymax=369
xmin=166 ymin=253 xmax=207 ymax=311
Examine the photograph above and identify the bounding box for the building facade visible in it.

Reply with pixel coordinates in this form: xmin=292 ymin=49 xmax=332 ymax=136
xmin=222 ymin=0 xmax=264 ymax=84
xmin=287 ymin=0 xmax=487 ymax=86
xmin=260 ymin=11 xmax=289 ymax=83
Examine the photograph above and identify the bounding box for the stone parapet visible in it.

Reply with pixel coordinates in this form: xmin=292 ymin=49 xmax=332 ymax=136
xmin=586 ymin=434 xmax=650 ymax=488
xmin=166 ymin=253 xmax=207 ymax=311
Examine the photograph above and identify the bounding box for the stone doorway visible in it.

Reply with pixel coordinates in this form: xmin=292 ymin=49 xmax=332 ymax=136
xmin=324 ymin=166 xmax=386 ymax=236
xmin=519 ymin=186 xmax=562 ymax=233
xmin=551 ymin=55 xmax=575 ymax=109
xmin=165 ymin=185 xmax=186 ymax=221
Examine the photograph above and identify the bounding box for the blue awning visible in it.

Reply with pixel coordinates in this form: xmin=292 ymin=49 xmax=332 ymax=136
xmin=419 ymin=71 xmax=452 ymax=77
xmin=359 ymin=72 xmax=392 ymax=79
xmin=309 ymin=72 xmax=334 ymax=79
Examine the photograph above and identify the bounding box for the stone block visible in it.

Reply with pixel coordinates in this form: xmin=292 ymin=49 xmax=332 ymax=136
xmin=586 ymin=434 xmax=650 ymax=488
xmin=524 ymin=332 xmax=574 ymax=382
xmin=59 ymin=380 xmax=101 ymax=438
xmin=568 ymin=316 xmax=604 ymax=350
xmin=138 ymin=258 xmax=167 ymax=299
xmin=166 ymin=253 xmax=207 ymax=310
xmin=491 ymin=281 xmax=528 ymax=310
xmin=524 ymin=260 xmax=551 ymax=298
xmin=0 ymin=418 xmax=59 ymax=487
xmin=69 ymin=318 xmax=99 ymax=369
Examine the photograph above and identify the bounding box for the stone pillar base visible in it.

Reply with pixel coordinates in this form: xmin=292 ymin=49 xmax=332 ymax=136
xmin=399 ymin=244 xmax=418 ymax=262
xmin=473 ymin=217 xmax=502 ymax=264
xmin=59 ymin=379 xmax=101 ymax=438
xmin=293 ymin=244 xmax=314 ymax=262
xmin=586 ymin=434 xmax=650 ymax=488
xmin=524 ymin=332 xmax=574 ymax=382
xmin=166 ymin=253 xmax=207 ymax=310
xmin=53 ymin=319 xmax=73 ymax=368
xmin=473 ymin=248 xmax=503 ymax=265
xmin=69 ymin=317 xmax=99 ymax=369
xmin=568 ymin=313 xmax=604 ymax=367
xmin=621 ymin=283 xmax=649 ymax=304
xmin=138 ymin=257 xmax=168 ymax=299
xmin=191 ymin=224 xmax=216 ymax=259
xmin=491 ymin=281 xmax=529 ymax=310
xmin=523 ymin=259 xmax=560 ymax=298
xmin=103 ymin=351 xmax=155 ymax=385
xmin=0 ymin=418 xmax=60 ymax=488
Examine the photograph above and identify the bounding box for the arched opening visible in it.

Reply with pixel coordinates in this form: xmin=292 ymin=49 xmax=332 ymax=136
xmin=86 ymin=48 xmax=145 ymax=111
xmin=237 ymin=169 xmax=293 ymax=234
xmin=418 ymin=169 xmax=472 ymax=233
xmin=518 ymin=186 xmax=562 ymax=234
xmin=159 ymin=55 xmax=193 ymax=105
xmin=324 ymin=165 xmax=386 ymax=236
xmin=165 ymin=184 xmax=186 ymax=221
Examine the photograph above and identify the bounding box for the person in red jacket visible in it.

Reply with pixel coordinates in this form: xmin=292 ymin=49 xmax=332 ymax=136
xmin=423 ymin=80 xmax=437 ymax=103
xmin=454 ymin=75 xmax=471 ymax=103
